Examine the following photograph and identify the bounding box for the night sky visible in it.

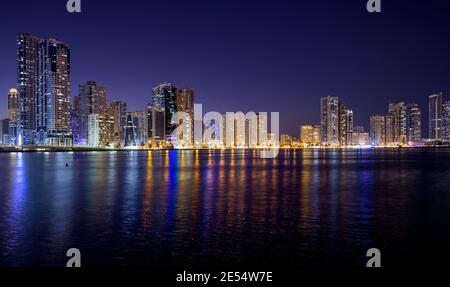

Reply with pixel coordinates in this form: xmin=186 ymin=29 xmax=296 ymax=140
xmin=1 ymin=0 xmax=450 ymax=136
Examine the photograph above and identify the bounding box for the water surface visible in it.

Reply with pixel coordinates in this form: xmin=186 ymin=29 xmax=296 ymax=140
xmin=0 ymin=149 xmax=449 ymax=268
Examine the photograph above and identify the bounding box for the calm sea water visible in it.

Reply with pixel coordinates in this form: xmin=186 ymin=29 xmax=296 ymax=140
xmin=0 ymin=149 xmax=449 ymax=268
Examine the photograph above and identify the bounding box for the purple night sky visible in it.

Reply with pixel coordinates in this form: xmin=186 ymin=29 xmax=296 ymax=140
xmin=1 ymin=0 xmax=450 ymax=136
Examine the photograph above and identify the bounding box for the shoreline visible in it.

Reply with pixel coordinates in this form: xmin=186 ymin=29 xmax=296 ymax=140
xmin=1 ymin=146 xmax=450 ymax=153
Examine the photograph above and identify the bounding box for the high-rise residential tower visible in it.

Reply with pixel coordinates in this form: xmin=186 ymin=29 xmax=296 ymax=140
xmin=8 ymin=88 xmax=19 ymax=122
xmin=388 ymin=102 xmax=407 ymax=145
xmin=152 ymin=83 xmax=179 ymax=137
xmin=406 ymin=103 xmax=422 ymax=142
xmin=443 ymin=100 xmax=450 ymax=142
xmin=37 ymin=38 xmax=71 ymax=146
xmin=77 ymin=81 xmax=107 ymax=145
xmin=87 ymin=113 xmax=100 ymax=148
xmin=110 ymin=101 xmax=127 ymax=146
xmin=338 ymin=101 xmax=353 ymax=146
xmin=429 ymin=92 xmax=443 ymax=141
xmin=176 ymin=88 xmax=195 ymax=146
xmin=370 ymin=115 xmax=386 ymax=146
xmin=17 ymin=33 xmax=39 ymax=145
xmin=16 ymin=33 xmax=71 ymax=146
xmin=320 ymin=96 xmax=339 ymax=145
xmin=147 ymin=105 xmax=166 ymax=146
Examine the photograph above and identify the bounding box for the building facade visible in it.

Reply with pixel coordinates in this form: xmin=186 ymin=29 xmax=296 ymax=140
xmin=110 ymin=101 xmax=127 ymax=146
xmin=147 ymin=105 xmax=166 ymax=147
xmin=16 ymin=33 xmax=72 ymax=146
xmin=370 ymin=115 xmax=386 ymax=146
xmin=338 ymin=101 xmax=353 ymax=146
xmin=87 ymin=113 xmax=100 ymax=147
xmin=152 ymin=83 xmax=179 ymax=137
xmin=300 ymin=125 xmax=321 ymax=146
xmin=429 ymin=92 xmax=443 ymax=141
xmin=77 ymin=81 xmax=107 ymax=145
xmin=320 ymin=96 xmax=339 ymax=145
xmin=388 ymin=102 xmax=407 ymax=145
xmin=406 ymin=103 xmax=422 ymax=142
xmin=8 ymin=88 xmax=19 ymax=123
xmin=443 ymin=100 xmax=450 ymax=142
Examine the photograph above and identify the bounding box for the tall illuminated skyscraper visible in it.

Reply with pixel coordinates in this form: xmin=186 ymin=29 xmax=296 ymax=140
xmin=429 ymin=92 xmax=443 ymax=141
xmin=406 ymin=103 xmax=422 ymax=142
xmin=443 ymin=100 xmax=450 ymax=143
xmin=147 ymin=105 xmax=166 ymax=146
xmin=111 ymin=101 xmax=127 ymax=146
xmin=17 ymin=33 xmax=39 ymax=145
xmin=385 ymin=114 xmax=394 ymax=145
xmin=128 ymin=111 xmax=147 ymax=145
xmin=388 ymin=102 xmax=407 ymax=145
xmin=16 ymin=33 xmax=71 ymax=146
xmin=176 ymin=89 xmax=195 ymax=146
xmin=152 ymin=83 xmax=179 ymax=136
xmin=338 ymin=101 xmax=353 ymax=146
xmin=234 ymin=112 xmax=246 ymax=148
xmin=87 ymin=113 xmax=100 ymax=148
xmin=77 ymin=81 xmax=107 ymax=145
xmin=38 ymin=38 xmax=71 ymax=146
xmin=370 ymin=115 xmax=386 ymax=146
xmin=7 ymin=88 xmax=19 ymax=144
xmin=124 ymin=114 xmax=137 ymax=147
xmin=8 ymin=88 xmax=18 ymax=122
xmin=320 ymin=96 xmax=339 ymax=145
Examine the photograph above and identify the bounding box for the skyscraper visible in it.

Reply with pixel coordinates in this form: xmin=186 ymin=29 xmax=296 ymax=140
xmin=87 ymin=113 xmax=100 ymax=148
xmin=406 ymin=103 xmax=422 ymax=142
xmin=429 ymin=92 xmax=443 ymax=141
xmin=77 ymin=81 xmax=107 ymax=145
xmin=370 ymin=115 xmax=386 ymax=146
xmin=124 ymin=114 xmax=137 ymax=147
xmin=147 ymin=105 xmax=166 ymax=146
xmin=320 ymin=96 xmax=339 ymax=145
xmin=176 ymin=89 xmax=195 ymax=146
xmin=7 ymin=88 xmax=18 ymax=144
xmin=37 ymin=38 xmax=71 ymax=145
xmin=98 ymin=106 xmax=120 ymax=147
xmin=110 ymin=101 xmax=127 ymax=146
xmin=152 ymin=83 xmax=179 ymax=136
xmin=16 ymin=33 xmax=72 ymax=146
xmin=128 ymin=111 xmax=147 ymax=146
xmin=385 ymin=114 xmax=394 ymax=146
xmin=8 ymin=88 xmax=18 ymax=122
xmin=71 ymin=96 xmax=80 ymax=144
xmin=17 ymin=33 xmax=39 ymax=145
xmin=1 ymin=118 xmax=12 ymax=145
xmin=234 ymin=112 xmax=246 ymax=148
xmin=442 ymin=100 xmax=450 ymax=143
xmin=388 ymin=102 xmax=407 ymax=145
xmin=338 ymin=101 xmax=353 ymax=146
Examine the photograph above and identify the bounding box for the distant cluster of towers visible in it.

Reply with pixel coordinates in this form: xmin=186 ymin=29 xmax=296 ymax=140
xmin=296 ymin=94 xmax=450 ymax=148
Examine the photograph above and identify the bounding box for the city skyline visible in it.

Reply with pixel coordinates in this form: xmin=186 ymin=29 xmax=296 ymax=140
xmin=3 ymin=30 xmax=449 ymax=145
xmin=2 ymin=30 xmax=450 ymax=147
xmin=1 ymin=1 xmax=450 ymax=136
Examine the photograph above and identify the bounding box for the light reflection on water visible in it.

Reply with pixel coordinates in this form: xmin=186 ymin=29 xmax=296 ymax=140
xmin=0 ymin=149 xmax=450 ymax=268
